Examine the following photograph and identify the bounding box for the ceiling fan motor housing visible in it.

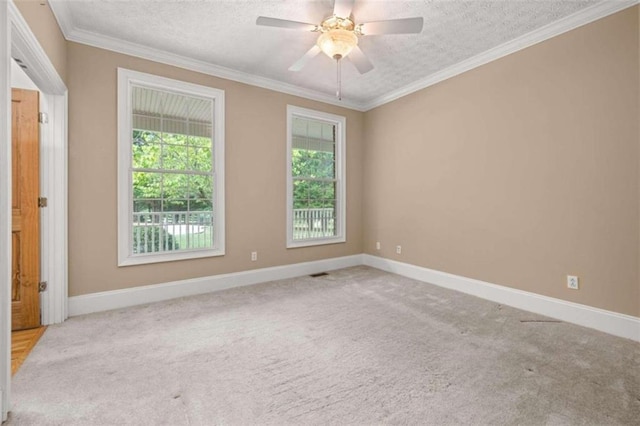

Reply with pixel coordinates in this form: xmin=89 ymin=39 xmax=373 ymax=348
xmin=320 ymin=15 xmax=355 ymax=32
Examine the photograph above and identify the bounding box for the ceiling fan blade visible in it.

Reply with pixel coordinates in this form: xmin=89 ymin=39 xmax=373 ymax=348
xmin=359 ymin=17 xmax=424 ymax=35
xmin=333 ymin=0 xmax=355 ymax=18
xmin=256 ymin=16 xmax=317 ymax=31
xmin=289 ymin=45 xmax=322 ymax=72
xmin=347 ymin=46 xmax=374 ymax=74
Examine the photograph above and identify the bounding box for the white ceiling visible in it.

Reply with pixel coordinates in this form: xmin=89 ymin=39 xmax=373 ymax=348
xmin=48 ymin=0 xmax=630 ymax=110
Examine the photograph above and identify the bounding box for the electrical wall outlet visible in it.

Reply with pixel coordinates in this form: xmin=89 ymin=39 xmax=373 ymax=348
xmin=251 ymin=251 xmax=258 ymax=261
xmin=376 ymin=241 xmax=380 ymax=250
xmin=567 ymin=275 xmax=579 ymax=290
xmin=396 ymin=245 xmax=402 ymax=255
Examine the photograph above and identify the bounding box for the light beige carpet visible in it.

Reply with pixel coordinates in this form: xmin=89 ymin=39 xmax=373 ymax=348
xmin=7 ymin=266 xmax=640 ymax=425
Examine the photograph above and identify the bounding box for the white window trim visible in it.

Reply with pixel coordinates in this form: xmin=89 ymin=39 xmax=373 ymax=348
xmin=117 ymin=68 xmax=225 ymax=266
xmin=286 ymin=105 xmax=346 ymax=248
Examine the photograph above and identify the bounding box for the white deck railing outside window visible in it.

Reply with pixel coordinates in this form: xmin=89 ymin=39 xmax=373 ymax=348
xmin=132 ymin=211 xmax=213 ymax=253
xmin=132 ymin=208 xmax=337 ymax=254
xmin=292 ymin=208 xmax=336 ymax=240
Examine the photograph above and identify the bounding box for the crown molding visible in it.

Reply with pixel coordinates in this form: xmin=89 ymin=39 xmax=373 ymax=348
xmin=48 ymin=0 xmax=639 ymax=113
xmin=361 ymin=0 xmax=640 ymax=111
xmin=45 ymin=0 xmax=73 ymax=37
xmin=47 ymin=0 xmax=366 ymax=111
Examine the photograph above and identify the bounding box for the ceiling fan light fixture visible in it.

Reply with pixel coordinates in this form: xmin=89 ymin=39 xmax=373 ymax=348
xmin=317 ymin=29 xmax=358 ymax=59
xmin=256 ymin=3 xmax=424 ymax=100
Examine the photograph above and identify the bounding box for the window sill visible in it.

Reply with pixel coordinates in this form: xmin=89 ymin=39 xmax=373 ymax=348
xmin=118 ymin=247 xmax=225 ymax=267
xmin=286 ymin=236 xmax=346 ymax=249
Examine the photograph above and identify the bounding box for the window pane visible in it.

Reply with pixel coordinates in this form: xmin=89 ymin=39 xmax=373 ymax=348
xmin=162 ymin=173 xmax=189 ymax=199
xmin=187 ymin=97 xmax=212 ymax=125
xmin=292 ymin=198 xmax=310 ymax=240
xmin=133 ymin=116 xmax=162 ymax=137
xmin=292 ymin=117 xmax=308 ymax=143
xmin=300 ymin=180 xmax=336 ymax=208
xmin=291 ymin=150 xmax=310 ymax=177
xmin=294 ymin=151 xmax=334 ymax=179
xmin=162 ymin=200 xmax=188 ymax=212
xmin=162 ymin=91 xmax=189 ymax=121
xmin=188 ymin=134 xmax=212 ymax=147
xmin=161 ymin=131 xmax=187 ymax=146
xmin=190 ymin=175 xmax=213 ymax=200
xmin=132 ymin=86 xmax=162 ymax=131
xmin=291 ymin=116 xmax=335 ymax=180
xmin=163 ymin=119 xmax=188 ymax=139
xmin=132 ymin=225 xmax=174 ymax=254
xmin=189 ymin=199 xmax=212 ymax=212
xmin=161 ymin=142 xmax=188 ymax=170
xmin=313 ymin=152 xmax=335 ymax=179
xmin=188 ymin=146 xmax=212 ymax=172
xmin=133 ymin=172 xmax=162 ymax=199
xmin=132 ymin=138 xmax=161 ymax=170
xmin=184 ymin=211 xmax=213 ymax=250
xmin=133 ymin=127 xmax=161 ymax=143
xmin=133 ymin=199 xmax=162 ymax=213
xmin=293 ymin=180 xmax=309 ymax=205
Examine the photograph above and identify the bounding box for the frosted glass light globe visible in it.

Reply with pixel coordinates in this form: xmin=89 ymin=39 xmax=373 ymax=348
xmin=317 ymin=29 xmax=358 ymax=59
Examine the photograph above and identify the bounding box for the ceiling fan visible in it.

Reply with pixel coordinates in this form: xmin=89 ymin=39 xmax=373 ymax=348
xmin=256 ymin=0 xmax=423 ymax=99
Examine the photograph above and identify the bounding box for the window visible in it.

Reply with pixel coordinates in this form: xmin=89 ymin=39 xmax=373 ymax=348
xmin=287 ymin=105 xmax=346 ymax=248
xmin=117 ymin=68 xmax=225 ymax=266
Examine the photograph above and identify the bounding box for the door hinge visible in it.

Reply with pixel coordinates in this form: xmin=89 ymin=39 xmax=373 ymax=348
xmin=38 ymin=281 xmax=48 ymax=292
xmin=39 ymin=112 xmax=48 ymax=124
xmin=38 ymin=197 xmax=47 ymax=207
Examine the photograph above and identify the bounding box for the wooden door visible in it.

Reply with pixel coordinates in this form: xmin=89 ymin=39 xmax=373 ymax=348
xmin=11 ymin=88 xmax=40 ymax=331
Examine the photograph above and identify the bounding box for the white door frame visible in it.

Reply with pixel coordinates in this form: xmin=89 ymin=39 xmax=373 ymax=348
xmin=1 ymin=1 xmax=68 ymax=420
xmin=1 ymin=0 xmax=11 ymax=420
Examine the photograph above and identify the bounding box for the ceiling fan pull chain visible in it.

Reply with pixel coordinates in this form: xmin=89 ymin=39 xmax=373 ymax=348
xmin=336 ymin=57 xmax=342 ymax=100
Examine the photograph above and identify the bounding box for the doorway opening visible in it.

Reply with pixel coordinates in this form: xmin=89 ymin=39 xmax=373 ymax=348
xmin=2 ymin=2 xmax=68 ymax=420
xmin=10 ymin=59 xmax=46 ymax=375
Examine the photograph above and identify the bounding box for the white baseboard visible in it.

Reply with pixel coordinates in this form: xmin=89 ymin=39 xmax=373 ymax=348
xmin=68 ymin=254 xmax=364 ymax=316
xmin=68 ymin=253 xmax=639 ymax=343
xmin=363 ymin=254 xmax=640 ymax=343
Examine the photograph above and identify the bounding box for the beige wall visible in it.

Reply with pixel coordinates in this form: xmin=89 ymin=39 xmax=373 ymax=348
xmin=13 ymin=1 xmax=640 ymax=316
xmin=13 ymin=0 xmax=67 ymax=83
xmin=363 ymin=7 xmax=640 ymax=317
xmin=67 ymin=42 xmax=364 ymax=296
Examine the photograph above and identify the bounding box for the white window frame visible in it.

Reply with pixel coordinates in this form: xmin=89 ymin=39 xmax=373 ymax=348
xmin=286 ymin=105 xmax=346 ymax=248
xmin=117 ymin=68 xmax=225 ymax=266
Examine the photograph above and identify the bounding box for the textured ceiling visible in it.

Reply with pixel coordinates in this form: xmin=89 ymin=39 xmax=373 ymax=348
xmin=50 ymin=0 xmax=607 ymax=108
